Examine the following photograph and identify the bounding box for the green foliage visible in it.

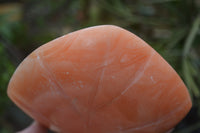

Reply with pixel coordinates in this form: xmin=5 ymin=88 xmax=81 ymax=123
xmin=182 ymin=15 xmax=200 ymax=98
xmin=0 ymin=12 xmax=16 ymax=114
xmin=0 ymin=44 xmax=14 ymax=112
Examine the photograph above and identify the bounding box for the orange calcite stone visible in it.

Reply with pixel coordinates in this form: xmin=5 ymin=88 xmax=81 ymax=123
xmin=7 ymin=25 xmax=192 ymax=133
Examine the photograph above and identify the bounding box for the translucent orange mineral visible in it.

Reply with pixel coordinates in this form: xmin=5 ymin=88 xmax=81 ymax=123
xmin=7 ymin=25 xmax=192 ymax=133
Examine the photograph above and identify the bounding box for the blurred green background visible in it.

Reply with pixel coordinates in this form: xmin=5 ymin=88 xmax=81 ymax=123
xmin=0 ymin=0 xmax=200 ymax=132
